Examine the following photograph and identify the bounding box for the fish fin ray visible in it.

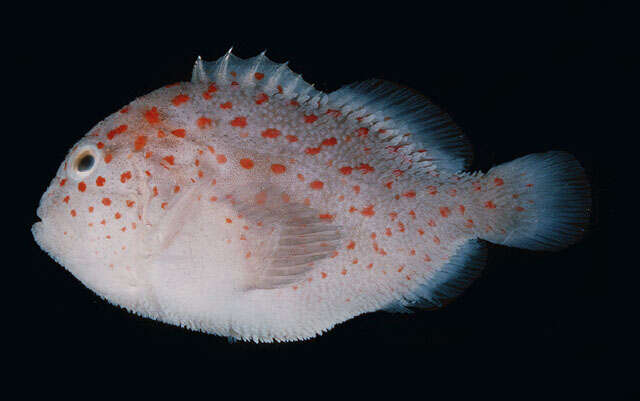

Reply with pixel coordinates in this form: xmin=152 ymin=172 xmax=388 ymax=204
xmin=383 ymin=239 xmax=487 ymax=312
xmin=328 ymin=79 xmax=473 ymax=173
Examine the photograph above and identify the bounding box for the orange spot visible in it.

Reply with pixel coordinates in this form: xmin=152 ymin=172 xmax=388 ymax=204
xmin=171 ymin=94 xmax=190 ymax=106
xmin=202 ymin=91 xmax=212 ymax=100
xmin=271 ymin=164 xmax=286 ymax=174
xmin=102 ymin=198 xmax=111 ymax=206
xmin=134 ymin=135 xmax=147 ymax=151
xmin=220 ymin=102 xmax=232 ymax=109
xmin=418 ymin=229 xmax=425 ymax=236
xmin=458 ymin=205 xmax=466 ymax=215
xmin=157 ymin=130 xmax=166 ymax=138
xmin=484 ymin=201 xmax=496 ymax=209
xmin=225 ymin=218 xmax=232 ymax=224
xmin=115 ymin=212 xmax=121 ymax=219
xmin=494 ymin=177 xmax=504 ymax=186
xmin=78 ymin=182 xmax=86 ymax=192
xmin=347 ymin=241 xmax=355 ymax=250
xmin=63 ymin=196 xmax=70 ymax=203
xmin=465 ymin=219 xmax=474 ymax=228
xmin=427 ymin=186 xmax=438 ymax=195
xmin=358 ymin=163 xmax=375 ymax=174
xmin=96 ymin=142 xmax=104 ymax=149
xmin=356 ymin=127 xmax=369 ymax=137
xmin=163 ymin=155 xmax=175 ymax=165
xmin=144 ymin=107 xmax=160 ymax=124
xmin=428 ymin=219 xmax=436 ymax=227
xmin=230 ymin=116 xmax=247 ymax=127
xmin=349 ymin=206 xmax=357 ymax=213
xmin=409 ymin=210 xmax=416 ymax=219
xmin=282 ymin=193 xmax=290 ymax=203
xmin=297 ymin=173 xmax=305 ymax=181
xmin=152 ymin=187 xmax=158 ymax=197
xmin=119 ymin=106 xmax=130 ymax=114
xmin=286 ymin=135 xmax=298 ymax=142
xmin=339 ymin=166 xmax=353 ymax=175
xmin=360 ymin=204 xmax=375 ymax=217
xmin=341 ymin=269 xmax=347 ymax=275
xmin=389 ymin=212 xmax=398 ymax=221
xmin=171 ymin=129 xmax=186 ymax=138
xmin=126 ymin=200 xmax=135 ymax=207
xmin=120 ymin=171 xmax=132 ymax=183
xmin=385 ymin=228 xmax=392 ymax=236
xmin=207 ymin=83 xmax=218 ymax=93
xmin=385 ymin=181 xmax=392 ymax=189
xmin=318 ymin=213 xmax=334 ymax=220
xmin=174 ymin=185 xmax=180 ymax=193
xmin=104 ymin=153 xmax=113 ymax=164
xmin=353 ymin=185 xmax=360 ymax=195
xmin=305 ymin=147 xmax=321 ymax=155
xmin=433 ymin=236 xmax=440 ymax=245
xmin=310 ymin=180 xmax=324 ymax=190
xmin=70 ymin=209 xmax=76 ymax=217
xmin=321 ymin=137 xmax=337 ymax=146
xmin=240 ymin=158 xmax=254 ymax=169
xmin=403 ymin=190 xmax=416 ymax=198
xmin=107 ymin=124 xmax=127 ymax=140
xmin=254 ymin=72 xmax=265 ymax=80
xmin=515 ymin=206 xmax=525 ymax=212
xmin=88 ymin=206 xmax=94 ymax=213
xmin=255 ymin=93 xmax=269 ymax=105
xmin=424 ymin=254 xmax=432 ymax=262
xmin=59 ymin=179 xmax=67 ymax=187
xmin=261 ymin=128 xmax=281 ymax=138
xmin=439 ymin=207 xmax=451 ymax=218
xmin=161 ymin=202 xmax=168 ymax=209
xmin=449 ymin=188 xmax=457 ymax=197
xmin=210 ymin=196 xmax=218 ymax=202
xmin=321 ymin=272 xmax=327 ymax=279
xmin=304 ymin=114 xmax=318 ymax=123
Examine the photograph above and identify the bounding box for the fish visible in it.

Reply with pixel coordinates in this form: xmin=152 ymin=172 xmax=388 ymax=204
xmin=32 ymin=50 xmax=591 ymax=342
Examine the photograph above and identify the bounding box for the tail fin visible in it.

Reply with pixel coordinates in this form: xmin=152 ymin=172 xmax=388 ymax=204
xmin=478 ymin=151 xmax=591 ymax=251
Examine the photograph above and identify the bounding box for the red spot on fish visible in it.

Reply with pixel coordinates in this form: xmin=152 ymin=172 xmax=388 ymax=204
xmin=261 ymin=128 xmax=281 ymax=138
xmin=286 ymin=135 xmax=298 ymax=142
xmin=353 ymin=185 xmax=360 ymax=195
xmin=310 ymin=180 xmax=324 ymax=190
xmin=115 ymin=212 xmax=121 ymax=219
xmin=226 ymin=218 xmax=232 ymax=224
xmin=418 ymin=229 xmax=425 ymax=236
xmin=104 ymin=154 xmax=112 ymax=164
xmin=119 ymin=106 xmax=130 ymax=114
xmin=70 ymin=209 xmax=76 ymax=217
xmin=358 ymin=163 xmax=374 ymax=174
xmin=197 ymin=117 xmax=212 ymax=129
xmin=347 ymin=241 xmax=355 ymax=250
xmin=428 ymin=219 xmax=436 ymax=227
xmin=230 ymin=116 xmax=247 ymax=127
xmin=134 ymin=135 xmax=147 ymax=151
xmin=171 ymin=94 xmax=190 ymax=106
xmin=321 ymin=137 xmax=337 ymax=146
xmin=321 ymin=272 xmax=327 ymax=279
xmin=515 ymin=206 xmax=525 ymax=212
xmin=356 ymin=127 xmax=369 ymax=137
xmin=305 ymin=147 xmax=321 ymax=155
xmin=107 ymin=124 xmax=127 ymax=140
xmin=220 ymin=102 xmax=232 ymax=109
xmin=126 ymin=200 xmax=135 ymax=207
xmin=207 ymin=83 xmax=218 ymax=93
xmin=424 ymin=254 xmax=432 ymax=262
xmin=63 ymin=196 xmax=70 ymax=203
xmin=339 ymin=166 xmax=353 ymax=175
xmin=304 ymin=114 xmax=318 ymax=123
xmin=403 ymin=190 xmax=416 ymax=198
xmin=385 ymin=228 xmax=392 ymax=236
xmin=271 ymin=164 xmax=286 ymax=174
xmin=319 ymin=214 xmax=334 ymax=220
xmin=216 ymin=154 xmax=227 ymax=164
xmin=240 ymin=158 xmax=254 ymax=169
xmin=171 ymin=129 xmax=186 ymax=138
xmin=385 ymin=182 xmax=392 ymax=189
xmin=78 ymin=182 xmax=86 ymax=192
xmin=174 ymin=185 xmax=180 ymax=193
xmin=102 ymin=198 xmax=111 ymax=206
xmin=254 ymin=72 xmax=264 ymax=80
xmin=427 ymin=186 xmax=438 ymax=195
xmin=144 ymin=107 xmax=160 ymax=124
xmin=494 ymin=177 xmax=504 ymax=186
xmin=459 ymin=205 xmax=465 ymax=215
xmin=465 ymin=219 xmax=474 ymax=228
xmin=433 ymin=236 xmax=440 ymax=245
xmin=255 ymin=93 xmax=269 ymax=105
xmin=163 ymin=155 xmax=175 ymax=165
xmin=96 ymin=142 xmax=104 ymax=149
xmin=484 ymin=201 xmax=496 ymax=209
xmin=88 ymin=206 xmax=94 ymax=213
xmin=439 ymin=207 xmax=450 ymax=218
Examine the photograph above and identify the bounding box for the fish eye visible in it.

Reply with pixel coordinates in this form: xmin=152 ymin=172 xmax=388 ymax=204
xmin=69 ymin=145 xmax=100 ymax=180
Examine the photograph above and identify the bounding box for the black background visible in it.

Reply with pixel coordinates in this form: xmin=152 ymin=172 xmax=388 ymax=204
xmin=12 ymin=1 xmax=625 ymax=398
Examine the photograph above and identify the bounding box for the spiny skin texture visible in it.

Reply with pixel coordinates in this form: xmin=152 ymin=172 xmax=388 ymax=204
xmin=33 ymin=52 xmax=590 ymax=342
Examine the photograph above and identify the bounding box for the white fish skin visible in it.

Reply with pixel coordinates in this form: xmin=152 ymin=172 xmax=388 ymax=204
xmin=32 ymin=52 xmax=591 ymax=342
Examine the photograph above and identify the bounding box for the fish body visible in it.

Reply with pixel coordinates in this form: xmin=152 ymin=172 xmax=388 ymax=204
xmin=32 ymin=51 xmax=590 ymax=342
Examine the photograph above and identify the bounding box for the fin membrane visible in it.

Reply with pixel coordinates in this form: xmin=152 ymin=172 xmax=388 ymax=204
xmin=328 ymin=79 xmax=473 ymax=173
xmin=384 ymin=239 xmax=487 ymax=313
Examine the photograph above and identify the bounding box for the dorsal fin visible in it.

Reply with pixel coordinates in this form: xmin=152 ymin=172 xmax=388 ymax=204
xmin=383 ymin=239 xmax=487 ymax=313
xmin=193 ymin=49 xmax=322 ymax=99
xmin=328 ymin=79 xmax=473 ymax=173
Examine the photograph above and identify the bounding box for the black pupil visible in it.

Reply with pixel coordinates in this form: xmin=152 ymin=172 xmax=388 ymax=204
xmin=77 ymin=154 xmax=95 ymax=172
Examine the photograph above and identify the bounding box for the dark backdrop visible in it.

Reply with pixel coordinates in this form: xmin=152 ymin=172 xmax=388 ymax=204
xmin=12 ymin=1 xmax=623 ymax=398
